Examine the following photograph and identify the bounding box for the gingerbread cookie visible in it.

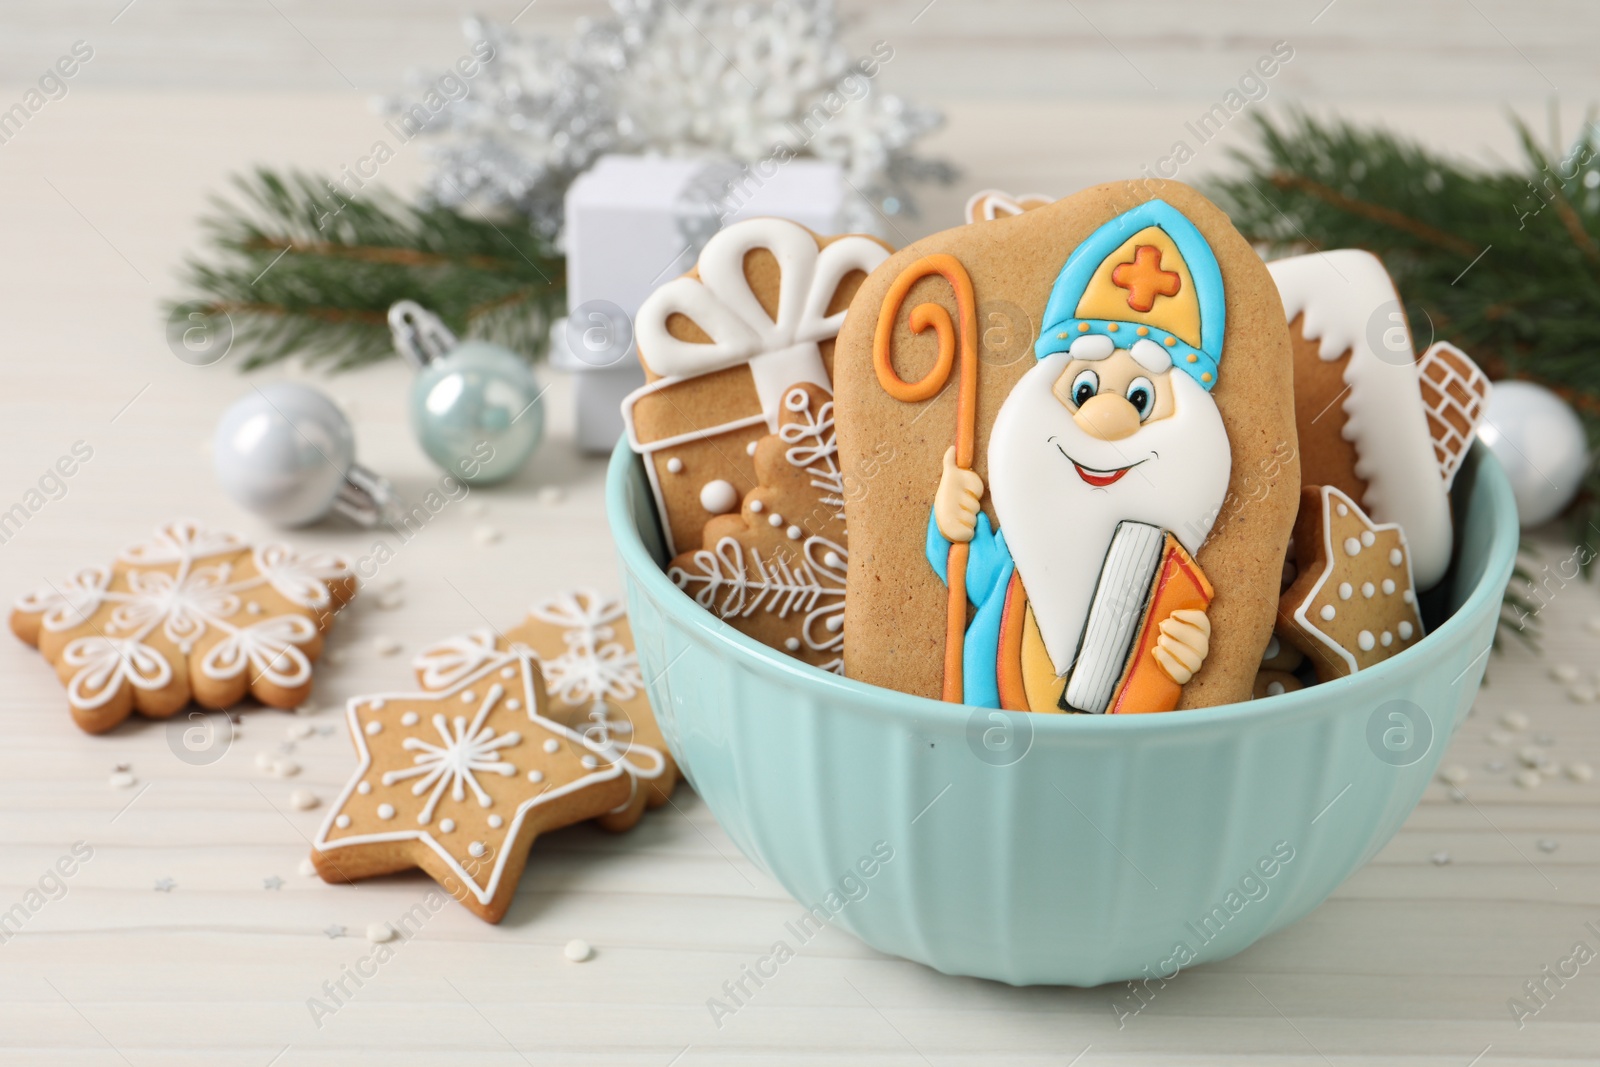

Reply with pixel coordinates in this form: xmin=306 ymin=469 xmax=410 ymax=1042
xmin=835 ymin=181 xmax=1299 ymax=713
xmin=1252 ymin=670 xmax=1304 ymax=700
xmin=10 ymin=519 xmax=354 ymax=733
xmin=411 ymin=589 xmax=679 ymax=830
xmin=1278 ymin=485 xmax=1425 ymax=681
xmin=1266 ymin=250 xmax=1461 ymax=590
xmin=1416 ymin=341 xmax=1491 ymax=491
xmin=622 ymin=217 xmax=891 ymax=557
xmin=964 ymin=189 xmax=1055 ymax=224
xmin=312 ymin=640 xmax=667 ymax=923
xmin=668 ymin=383 xmax=849 ymax=672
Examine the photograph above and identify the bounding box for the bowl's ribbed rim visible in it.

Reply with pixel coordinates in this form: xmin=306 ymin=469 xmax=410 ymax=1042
xmin=607 ymin=439 xmax=1520 ymax=737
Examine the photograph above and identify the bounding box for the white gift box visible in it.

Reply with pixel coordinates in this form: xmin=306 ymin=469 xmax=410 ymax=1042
xmin=554 ymin=153 xmax=848 ymax=453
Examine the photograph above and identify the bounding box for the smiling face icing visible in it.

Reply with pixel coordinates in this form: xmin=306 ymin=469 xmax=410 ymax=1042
xmin=983 ymin=199 xmax=1233 ymax=686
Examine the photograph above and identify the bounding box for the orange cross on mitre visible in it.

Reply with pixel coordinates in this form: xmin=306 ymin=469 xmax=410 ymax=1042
xmin=1110 ymin=245 xmax=1182 ymax=313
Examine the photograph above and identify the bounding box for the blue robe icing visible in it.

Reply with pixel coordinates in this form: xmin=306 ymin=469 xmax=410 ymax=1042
xmin=926 ymin=509 xmax=1015 ymax=708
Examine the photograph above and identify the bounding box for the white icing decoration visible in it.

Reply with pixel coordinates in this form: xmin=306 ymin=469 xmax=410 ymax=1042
xmin=488 ymin=814 xmax=503 ymax=829
xmin=1390 ymin=548 xmax=1404 ymax=566
xmin=1336 ymin=503 xmax=1349 ymax=517
xmin=365 ymin=721 xmax=382 ymax=736
xmin=1344 ymin=538 xmax=1361 ymax=556
xmin=1362 ymin=582 xmax=1375 ymax=598
xmin=1264 ymin=635 xmax=1280 ymax=660
xmin=666 ymin=457 xmax=684 ymax=473
xmin=1129 ymin=338 xmax=1173 ymax=373
xmin=1381 ymin=631 xmax=1393 ymax=646
xmin=468 ymin=841 xmax=485 ymax=858
xmin=1382 ymin=579 xmax=1396 ymax=595
xmin=581 ymin=755 xmax=598 ymax=770
xmin=1361 ymin=531 xmax=1375 ymax=547
xmin=1338 ymin=582 xmax=1353 ymax=600
xmin=544 ymin=739 xmax=560 ymax=753
xmin=314 ymin=649 xmax=667 ymax=907
xmin=411 ymin=629 xmax=501 ymax=691
xmin=507 ymin=698 xmax=521 ymax=711
xmin=401 ymin=711 xmax=419 ymax=726
xmin=700 ymin=479 xmax=739 ymax=514
xmin=501 ymin=667 xmax=515 ymax=679
xmin=1320 ymin=605 xmax=1336 ymax=621
xmin=1068 ymin=334 xmax=1115 ymax=361
xmin=527 ymin=590 xmax=645 ymax=706
xmin=461 ymin=690 xmax=475 ymax=702
xmin=668 ymin=535 xmax=848 ymax=667
xmin=750 ymin=500 xmax=764 ymax=513
xmin=1399 ymin=621 xmax=1414 ymax=639
xmin=746 ymin=441 xmax=759 ymax=456
xmin=768 ymin=514 xmax=783 ymax=527
xmin=357 ymin=781 xmax=372 ymax=794
xmin=785 ymin=637 xmax=800 ymax=651
xmin=11 ymin=520 xmax=352 ymax=711
xmin=1266 ymin=251 xmax=1453 ymax=589
xmin=786 ymin=525 xmax=802 ymax=540
xmin=377 ymin=804 xmax=395 ymax=820
xmin=1266 ymin=681 xmax=1285 ymax=696
xmin=1358 ymin=631 xmax=1375 ymax=652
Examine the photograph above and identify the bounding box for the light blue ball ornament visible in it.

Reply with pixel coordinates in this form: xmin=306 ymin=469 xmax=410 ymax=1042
xmin=389 ymin=301 xmax=543 ymax=485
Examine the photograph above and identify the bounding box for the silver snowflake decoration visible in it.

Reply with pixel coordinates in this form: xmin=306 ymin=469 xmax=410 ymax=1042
xmin=389 ymin=0 xmax=953 ymax=239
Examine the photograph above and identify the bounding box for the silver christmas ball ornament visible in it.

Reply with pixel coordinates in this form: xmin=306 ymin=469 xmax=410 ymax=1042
xmin=389 ymin=302 xmax=543 ymax=485
xmin=213 ymin=383 xmax=395 ymax=527
xmin=1479 ymin=379 xmax=1590 ymax=527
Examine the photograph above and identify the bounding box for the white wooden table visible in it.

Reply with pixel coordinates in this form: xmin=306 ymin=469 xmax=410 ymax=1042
xmin=2 ymin=6 xmax=1599 ymax=1059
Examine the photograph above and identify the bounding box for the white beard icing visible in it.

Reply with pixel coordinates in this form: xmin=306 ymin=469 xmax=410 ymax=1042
xmin=986 ymin=354 xmax=1232 ymax=675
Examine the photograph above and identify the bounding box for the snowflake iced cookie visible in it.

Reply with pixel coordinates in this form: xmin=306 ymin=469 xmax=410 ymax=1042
xmin=312 ymin=638 xmax=668 ymax=923
xmin=668 ymin=384 xmax=853 ymax=673
xmin=410 ymin=590 xmax=679 ymax=832
xmin=1278 ymin=485 xmax=1425 ymax=681
xmin=10 ymin=519 xmax=354 ymax=733
xmin=622 ymin=217 xmax=891 ymax=558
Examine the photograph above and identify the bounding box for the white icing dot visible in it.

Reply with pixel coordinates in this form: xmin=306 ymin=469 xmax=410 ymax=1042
xmin=823 ymin=551 xmax=843 ymax=569
xmin=357 ymin=781 xmax=372 ymax=795
xmin=825 ymin=614 xmax=844 ymax=633
xmin=1403 ymin=590 xmax=1415 ymax=603
xmin=377 ymin=803 xmax=395 ymax=820
xmin=468 ymin=841 xmax=486 ymax=858
xmin=488 ymin=814 xmax=503 ymax=829
xmin=1343 ymin=537 xmax=1361 ymax=557
xmin=371 ymin=699 xmax=385 ymax=710
xmin=1381 ymin=579 xmax=1394 ymax=595
xmin=1336 ymin=504 xmax=1349 ymax=517
xmin=335 ymin=814 xmax=351 ymax=829
xmin=1399 ymin=621 xmax=1414 ymax=640
xmin=179 ymin=641 xmax=192 ymax=655
xmin=365 ymin=721 xmax=382 ymax=736
xmin=501 ymin=667 xmax=516 ymax=679
xmin=506 ymin=698 xmax=521 ymax=711
xmin=784 ymin=637 xmax=800 ymax=651
xmin=1389 ymin=548 xmax=1403 ymax=566
xmin=1320 ymin=605 xmax=1336 ymax=621
xmin=401 ymin=711 xmax=419 ymax=726
xmin=1338 ymin=582 xmax=1353 ymax=600
xmin=543 ymin=739 xmax=560 ymax=753
xmin=699 ymin=479 xmax=738 ymax=514
xmin=1264 ymin=635 xmax=1280 ymax=660
xmin=1357 ymin=630 xmax=1375 ymax=652
xmin=581 ymin=755 xmax=598 ymax=770
xmin=1266 ymin=681 xmax=1285 ymax=696
xmin=1361 ymin=531 xmax=1376 ymax=547
xmin=462 ymin=690 xmax=475 ymax=702
xmin=666 ymin=457 xmax=684 ymax=474
xmin=786 ymin=525 xmax=802 ymax=540
xmin=1361 ymin=582 xmax=1375 ymax=598
xmin=527 ymin=770 xmax=544 ymax=784
xmin=1380 ymin=631 xmax=1393 ymax=646
xmin=746 ymin=441 xmax=759 ymax=456
xmin=247 ymin=601 xmax=263 ymax=614
xmin=749 ymin=500 xmax=764 ymax=514
xmin=440 ymin=818 xmax=456 ymax=833
xmin=768 ymin=513 xmax=783 ymax=527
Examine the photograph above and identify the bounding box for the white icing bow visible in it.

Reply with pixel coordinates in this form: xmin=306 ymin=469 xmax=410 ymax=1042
xmin=635 ymin=219 xmax=888 ymax=426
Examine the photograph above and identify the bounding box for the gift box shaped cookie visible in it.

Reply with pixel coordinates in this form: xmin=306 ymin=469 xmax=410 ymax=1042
xmin=834 ymin=181 xmax=1299 ymax=713
xmin=622 ymin=218 xmax=890 ymax=557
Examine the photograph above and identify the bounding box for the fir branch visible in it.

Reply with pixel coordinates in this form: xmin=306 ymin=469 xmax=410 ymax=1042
xmin=168 ymin=170 xmax=564 ymax=371
xmin=1209 ymin=110 xmax=1600 ymax=569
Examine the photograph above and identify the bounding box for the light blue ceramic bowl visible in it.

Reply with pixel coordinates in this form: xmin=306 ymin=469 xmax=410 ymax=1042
xmin=608 ymin=441 xmax=1518 ymax=986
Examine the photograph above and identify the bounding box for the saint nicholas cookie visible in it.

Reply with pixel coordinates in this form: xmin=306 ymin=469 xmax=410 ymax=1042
xmin=834 ymin=180 xmax=1299 ymax=713
xmin=311 ymin=636 xmax=668 ymax=923
xmin=411 ymin=589 xmax=679 ymax=830
xmin=623 ymin=217 xmax=890 ymax=558
xmin=1277 ymin=485 xmax=1425 ymax=681
xmin=10 ymin=519 xmax=354 ymax=733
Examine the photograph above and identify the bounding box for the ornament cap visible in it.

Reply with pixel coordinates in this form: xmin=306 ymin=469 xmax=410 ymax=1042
xmin=388 ymin=300 xmax=459 ymax=370
xmin=333 ymin=463 xmax=403 ymax=529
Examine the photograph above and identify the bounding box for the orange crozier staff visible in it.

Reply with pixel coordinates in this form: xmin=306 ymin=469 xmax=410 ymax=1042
xmin=872 ymin=255 xmax=979 ymax=704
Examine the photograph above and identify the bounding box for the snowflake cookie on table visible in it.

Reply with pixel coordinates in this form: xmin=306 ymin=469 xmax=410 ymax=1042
xmin=9 ymin=519 xmax=355 ymax=733
xmin=312 ymin=634 xmax=669 ymax=923
xmin=410 ymin=589 xmax=680 ymax=832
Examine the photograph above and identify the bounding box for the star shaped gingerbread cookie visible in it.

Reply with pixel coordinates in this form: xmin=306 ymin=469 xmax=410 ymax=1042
xmin=411 ymin=589 xmax=680 ymax=832
xmin=10 ymin=519 xmax=355 ymax=733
